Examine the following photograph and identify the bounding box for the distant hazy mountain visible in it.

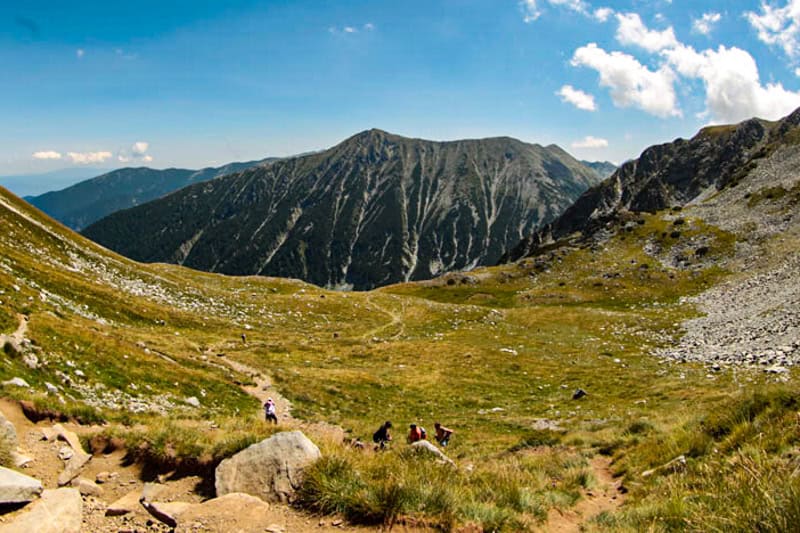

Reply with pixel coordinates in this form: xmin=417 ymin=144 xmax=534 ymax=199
xmin=83 ymin=129 xmax=601 ymax=290
xmin=27 ymin=161 xmax=272 ymax=230
xmin=0 ymin=168 xmax=111 ymax=198
xmin=580 ymin=160 xmax=617 ymax=179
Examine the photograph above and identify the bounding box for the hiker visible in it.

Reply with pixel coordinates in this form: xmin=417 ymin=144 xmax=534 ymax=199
xmin=434 ymin=422 xmax=454 ymax=447
xmin=241 ymin=333 xmax=247 ymax=344
xmin=407 ymin=423 xmax=427 ymax=443
xmin=264 ymin=397 xmax=278 ymax=424
xmin=372 ymin=421 xmax=393 ymax=449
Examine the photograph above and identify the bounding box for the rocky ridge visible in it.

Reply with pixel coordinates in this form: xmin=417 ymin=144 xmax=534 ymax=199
xmin=83 ymin=129 xmax=601 ymax=290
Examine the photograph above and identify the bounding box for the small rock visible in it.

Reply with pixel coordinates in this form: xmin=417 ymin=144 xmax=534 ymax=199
xmin=142 ymin=500 xmax=193 ymax=528
xmin=572 ymin=388 xmax=587 ymax=400
xmin=44 ymin=382 xmax=59 ymax=394
xmin=2 ymin=377 xmax=30 ymax=388
xmin=265 ymin=525 xmax=285 ymax=533
xmin=106 ymin=489 xmax=143 ymax=516
xmin=12 ymin=452 xmax=33 ymax=468
xmin=57 ymin=451 xmax=91 ymax=486
xmin=184 ymin=396 xmax=201 ymax=408
xmin=58 ymin=446 xmax=74 ymax=461
xmin=71 ymin=477 xmax=102 ymax=496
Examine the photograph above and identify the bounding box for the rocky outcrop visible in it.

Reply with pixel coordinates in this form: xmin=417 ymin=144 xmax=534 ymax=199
xmin=0 ymin=467 xmax=43 ymax=504
xmin=0 ymin=488 xmax=82 ymax=533
xmin=83 ymin=130 xmax=601 ymax=290
xmin=215 ymin=431 xmax=321 ymax=503
xmin=506 ymin=108 xmax=800 ymax=261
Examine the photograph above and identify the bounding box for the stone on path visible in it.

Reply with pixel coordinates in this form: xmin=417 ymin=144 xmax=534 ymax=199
xmin=71 ymin=477 xmax=102 ymax=497
xmin=105 ymin=488 xmax=143 ymax=516
xmin=410 ymin=440 xmax=455 ymax=466
xmin=57 ymin=451 xmax=91 ymax=486
xmin=0 ymin=466 xmax=43 ymax=504
xmin=175 ymin=493 xmax=272 ymax=533
xmin=142 ymin=500 xmax=194 ymax=528
xmin=0 ymin=488 xmax=82 ymax=533
xmin=215 ymin=431 xmax=321 ymax=503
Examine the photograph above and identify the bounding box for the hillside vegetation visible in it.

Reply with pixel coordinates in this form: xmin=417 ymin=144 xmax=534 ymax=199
xmin=1 ymin=115 xmax=799 ymax=530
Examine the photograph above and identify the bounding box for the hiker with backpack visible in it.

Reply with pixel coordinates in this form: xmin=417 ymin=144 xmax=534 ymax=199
xmin=264 ymin=397 xmax=278 ymax=424
xmin=407 ymin=423 xmax=427 ymax=443
xmin=373 ymin=421 xmax=393 ymax=449
xmin=434 ymin=422 xmax=454 ymax=446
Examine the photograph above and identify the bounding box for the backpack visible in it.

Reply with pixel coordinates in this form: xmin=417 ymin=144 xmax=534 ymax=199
xmin=419 ymin=426 xmax=427 ymax=440
xmin=372 ymin=429 xmax=382 ymax=443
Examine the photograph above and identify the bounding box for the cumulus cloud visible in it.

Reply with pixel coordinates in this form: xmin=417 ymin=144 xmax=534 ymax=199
xmin=663 ymin=43 xmax=800 ymax=122
xmin=746 ymin=0 xmax=800 ymax=59
xmin=548 ymin=0 xmax=589 ymax=15
xmin=571 ymin=43 xmax=680 ymax=117
xmin=520 ymin=0 xmax=541 ymax=22
xmin=66 ymin=151 xmax=113 ymax=164
xmin=32 ymin=150 xmax=62 ymax=160
xmin=692 ymin=12 xmax=721 ymax=36
xmin=557 ymin=85 xmax=598 ymax=110
xmin=615 ymin=12 xmax=678 ymax=52
xmin=572 ymin=136 xmax=609 ymax=148
xmin=594 ymin=7 xmax=614 ymax=22
xmin=118 ymin=141 xmax=153 ymax=163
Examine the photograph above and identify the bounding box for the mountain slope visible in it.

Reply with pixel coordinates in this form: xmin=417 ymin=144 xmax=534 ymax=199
xmin=580 ymin=160 xmax=617 ymax=179
xmin=27 ymin=160 xmax=270 ymax=230
xmin=83 ymin=129 xmax=601 ymax=290
xmin=506 ymin=108 xmax=800 ymax=261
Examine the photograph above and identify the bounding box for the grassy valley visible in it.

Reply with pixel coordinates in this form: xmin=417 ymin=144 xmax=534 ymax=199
xmin=1 ymin=138 xmax=799 ymax=533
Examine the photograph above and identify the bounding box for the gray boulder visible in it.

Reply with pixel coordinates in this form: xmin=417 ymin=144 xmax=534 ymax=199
xmin=0 ymin=411 xmax=17 ymax=448
xmin=410 ymin=440 xmax=455 ymax=466
xmin=215 ymin=431 xmax=321 ymax=503
xmin=0 ymin=467 xmax=43 ymax=504
xmin=0 ymin=488 xmax=82 ymax=533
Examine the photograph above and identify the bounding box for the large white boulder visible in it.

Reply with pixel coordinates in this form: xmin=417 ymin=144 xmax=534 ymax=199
xmin=0 ymin=488 xmax=82 ymax=533
xmin=215 ymin=431 xmax=321 ymax=503
xmin=0 ymin=467 xmax=42 ymax=504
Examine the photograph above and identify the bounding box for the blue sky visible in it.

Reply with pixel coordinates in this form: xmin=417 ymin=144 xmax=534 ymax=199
xmin=2 ymin=0 xmax=800 ymax=179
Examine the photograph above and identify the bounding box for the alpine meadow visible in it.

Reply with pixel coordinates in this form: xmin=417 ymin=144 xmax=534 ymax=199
xmin=1 ymin=1 xmax=800 ymax=532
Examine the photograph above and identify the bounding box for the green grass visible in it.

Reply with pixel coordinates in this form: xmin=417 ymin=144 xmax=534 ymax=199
xmin=2 ymin=186 xmax=799 ymax=529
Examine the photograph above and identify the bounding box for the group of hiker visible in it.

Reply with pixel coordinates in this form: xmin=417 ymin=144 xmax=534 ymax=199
xmin=265 ymin=399 xmax=454 ymax=449
xmin=372 ymin=420 xmax=454 ymax=449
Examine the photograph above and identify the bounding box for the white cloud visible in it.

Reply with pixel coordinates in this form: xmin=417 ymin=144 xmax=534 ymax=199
xmin=571 ymin=43 xmax=680 ymax=117
xmin=118 ymin=141 xmax=153 ymax=163
xmin=692 ymin=12 xmax=721 ymax=36
xmin=344 ymin=26 xmax=357 ymax=33
xmin=615 ymin=12 xmax=678 ymax=52
xmin=76 ymin=48 xmax=85 ymax=59
xmin=663 ymin=43 xmax=800 ymax=123
xmin=32 ymin=150 xmax=62 ymax=160
xmin=594 ymin=7 xmax=614 ymax=22
xmin=746 ymin=0 xmax=800 ymax=59
xmin=364 ymin=23 xmax=375 ymax=31
xmin=66 ymin=151 xmax=113 ymax=164
xmin=557 ymin=85 xmax=598 ymax=110
xmin=796 ymin=67 xmax=800 ymax=76
xmin=520 ymin=0 xmax=541 ymax=22
xmin=548 ymin=0 xmax=589 ymax=15
xmin=572 ymin=136 xmax=609 ymax=148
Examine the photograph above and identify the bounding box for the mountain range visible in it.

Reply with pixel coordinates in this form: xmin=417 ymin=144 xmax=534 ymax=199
xmin=82 ymin=129 xmax=602 ymax=290
xmin=26 ymin=161 xmax=271 ymax=231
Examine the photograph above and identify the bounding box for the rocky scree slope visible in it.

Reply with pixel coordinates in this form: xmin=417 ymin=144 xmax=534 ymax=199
xmin=83 ymin=129 xmax=601 ymax=290
xmin=505 ymin=107 xmax=800 ymax=368
xmin=27 ymin=160 xmax=271 ymax=231
xmin=506 ymin=108 xmax=800 ymax=260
